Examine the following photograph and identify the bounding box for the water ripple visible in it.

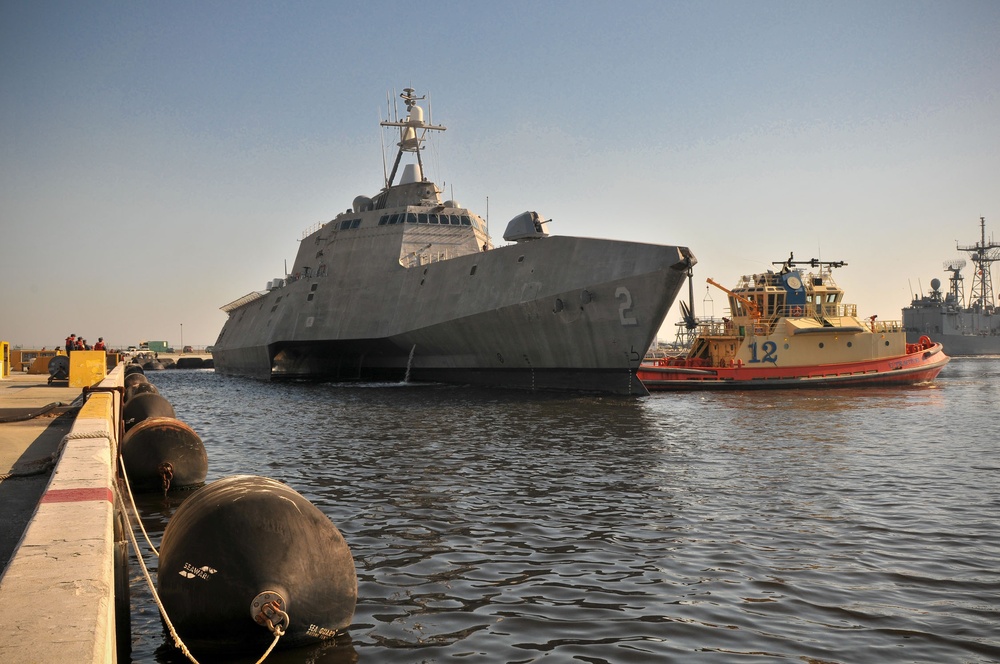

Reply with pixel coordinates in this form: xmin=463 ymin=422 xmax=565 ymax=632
xmin=128 ymin=361 xmax=1000 ymax=663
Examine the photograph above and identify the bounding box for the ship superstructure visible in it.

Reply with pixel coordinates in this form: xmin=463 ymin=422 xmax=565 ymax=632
xmin=903 ymin=217 xmax=1000 ymax=355
xmin=212 ymin=88 xmax=694 ymax=395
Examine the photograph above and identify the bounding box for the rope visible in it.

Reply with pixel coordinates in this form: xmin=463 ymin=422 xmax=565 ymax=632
xmin=0 ymin=429 xmax=71 ymax=481
xmin=113 ymin=477 xmax=201 ymax=664
xmin=0 ymin=401 xmax=67 ymax=423
xmin=0 ymin=453 xmax=58 ymax=481
xmin=255 ymin=627 xmax=286 ymax=664
xmin=117 ymin=461 xmax=287 ymax=663
xmin=118 ymin=456 xmax=159 ymax=557
xmin=64 ymin=430 xmax=115 ymax=441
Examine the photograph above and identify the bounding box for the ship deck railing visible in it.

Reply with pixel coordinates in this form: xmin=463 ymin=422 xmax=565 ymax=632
xmin=706 ymin=304 xmax=903 ymax=337
xmin=220 ymin=290 xmax=267 ymax=313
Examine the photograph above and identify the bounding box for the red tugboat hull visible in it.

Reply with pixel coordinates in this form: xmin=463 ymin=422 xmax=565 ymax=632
xmin=639 ymin=342 xmax=949 ymax=390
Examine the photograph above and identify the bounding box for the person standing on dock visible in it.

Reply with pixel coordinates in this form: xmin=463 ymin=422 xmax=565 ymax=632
xmin=93 ymin=338 xmax=105 ymax=351
xmin=65 ymin=334 xmax=76 ymax=354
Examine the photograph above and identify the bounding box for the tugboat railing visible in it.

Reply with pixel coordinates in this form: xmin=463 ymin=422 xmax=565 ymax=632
xmin=704 ymin=305 xmax=903 ymax=337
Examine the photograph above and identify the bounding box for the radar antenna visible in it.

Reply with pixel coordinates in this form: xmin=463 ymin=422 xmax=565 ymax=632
xmin=380 ymin=87 xmax=447 ymax=189
xmin=956 ymin=217 xmax=999 ymax=311
xmin=942 ymin=259 xmax=966 ymax=304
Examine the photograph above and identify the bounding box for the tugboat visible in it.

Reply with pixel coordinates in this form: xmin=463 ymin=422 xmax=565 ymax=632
xmin=638 ymin=254 xmax=949 ymax=389
xmin=211 ymin=88 xmax=695 ymax=395
xmin=903 ymin=216 xmax=1000 ymax=355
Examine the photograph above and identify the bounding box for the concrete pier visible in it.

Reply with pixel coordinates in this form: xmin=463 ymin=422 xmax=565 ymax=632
xmin=0 ymin=367 xmax=125 ymax=662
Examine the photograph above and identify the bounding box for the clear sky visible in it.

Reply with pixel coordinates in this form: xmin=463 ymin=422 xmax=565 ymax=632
xmin=2 ymin=1 xmax=998 ymax=350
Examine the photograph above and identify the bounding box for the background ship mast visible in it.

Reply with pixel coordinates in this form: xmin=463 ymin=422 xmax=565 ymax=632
xmin=942 ymin=259 xmax=965 ymax=304
xmin=956 ymin=216 xmax=999 ymax=311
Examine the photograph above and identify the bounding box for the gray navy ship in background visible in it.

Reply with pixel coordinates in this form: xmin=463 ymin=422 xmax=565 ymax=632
xmin=903 ymin=216 xmax=1000 ymax=355
xmin=212 ymin=88 xmax=695 ymax=395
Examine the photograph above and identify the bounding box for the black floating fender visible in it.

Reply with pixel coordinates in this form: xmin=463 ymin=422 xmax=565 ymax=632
xmin=123 ymin=392 xmax=176 ymax=432
xmin=125 ymin=382 xmax=159 ymax=402
xmin=124 ymin=372 xmax=149 ymax=390
xmin=124 ymin=363 xmax=145 ymax=377
xmin=120 ymin=417 xmax=207 ymax=492
xmin=157 ymin=475 xmax=357 ymax=653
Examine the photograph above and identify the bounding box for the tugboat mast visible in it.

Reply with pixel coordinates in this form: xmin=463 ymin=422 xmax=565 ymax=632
xmin=956 ymin=216 xmax=999 ymax=311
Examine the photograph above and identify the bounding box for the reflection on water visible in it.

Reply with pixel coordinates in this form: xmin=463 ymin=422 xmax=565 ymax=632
xmin=129 ymin=360 xmax=1000 ymax=663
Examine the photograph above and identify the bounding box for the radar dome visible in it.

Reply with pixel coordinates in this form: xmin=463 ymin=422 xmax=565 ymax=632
xmin=930 ymin=278 xmax=941 ymax=291
xmin=353 ymin=196 xmax=372 ymax=213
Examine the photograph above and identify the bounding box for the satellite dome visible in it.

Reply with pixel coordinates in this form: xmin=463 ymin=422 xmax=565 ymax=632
xmin=353 ymin=196 xmax=372 ymax=213
xmin=930 ymin=278 xmax=941 ymax=291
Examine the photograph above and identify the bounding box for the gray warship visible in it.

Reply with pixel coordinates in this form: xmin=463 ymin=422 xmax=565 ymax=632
xmin=212 ymin=88 xmax=695 ymax=395
xmin=903 ymin=216 xmax=1000 ymax=355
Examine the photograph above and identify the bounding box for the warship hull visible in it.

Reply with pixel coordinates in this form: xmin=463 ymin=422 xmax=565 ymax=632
xmin=213 ymin=235 xmax=691 ymax=395
xmin=903 ymin=309 xmax=1000 ymax=355
xmin=212 ymin=87 xmax=693 ymax=394
xmin=902 ymin=217 xmax=1000 ymax=356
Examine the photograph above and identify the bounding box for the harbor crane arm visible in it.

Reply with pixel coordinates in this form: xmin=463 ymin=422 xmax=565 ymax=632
xmin=707 ymin=277 xmax=761 ymax=320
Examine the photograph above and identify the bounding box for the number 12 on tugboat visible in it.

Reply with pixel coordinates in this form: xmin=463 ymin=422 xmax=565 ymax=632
xmin=638 ymin=254 xmax=949 ymax=389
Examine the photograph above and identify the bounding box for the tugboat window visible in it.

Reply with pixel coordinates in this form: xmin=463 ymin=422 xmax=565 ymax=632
xmin=418 ymin=214 xmax=429 ymax=224
xmin=450 ymin=215 xmax=461 ymax=225
xmin=429 ymin=215 xmax=439 ymax=224
xmin=461 ymin=216 xmax=472 ymax=226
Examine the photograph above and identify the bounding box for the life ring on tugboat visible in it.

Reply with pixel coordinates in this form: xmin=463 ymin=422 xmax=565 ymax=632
xmin=790 ymin=306 xmax=803 ymax=317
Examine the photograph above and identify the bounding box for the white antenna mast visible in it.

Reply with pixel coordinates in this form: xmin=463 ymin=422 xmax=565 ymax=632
xmin=380 ymin=112 xmax=388 ymax=186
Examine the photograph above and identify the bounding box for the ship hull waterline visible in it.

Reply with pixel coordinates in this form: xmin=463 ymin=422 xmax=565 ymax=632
xmin=638 ymin=344 xmax=949 ymax=390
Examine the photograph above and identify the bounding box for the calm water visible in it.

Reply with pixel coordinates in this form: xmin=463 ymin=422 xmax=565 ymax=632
xmin=128 ymin=359 xmax=1000 ymax=663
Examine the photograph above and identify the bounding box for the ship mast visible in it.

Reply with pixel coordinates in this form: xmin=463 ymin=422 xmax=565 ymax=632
xmin=379 ymin=88 xmax=446 ymax=189
xmin=956 ymin=217 xmax=999 ymax=311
